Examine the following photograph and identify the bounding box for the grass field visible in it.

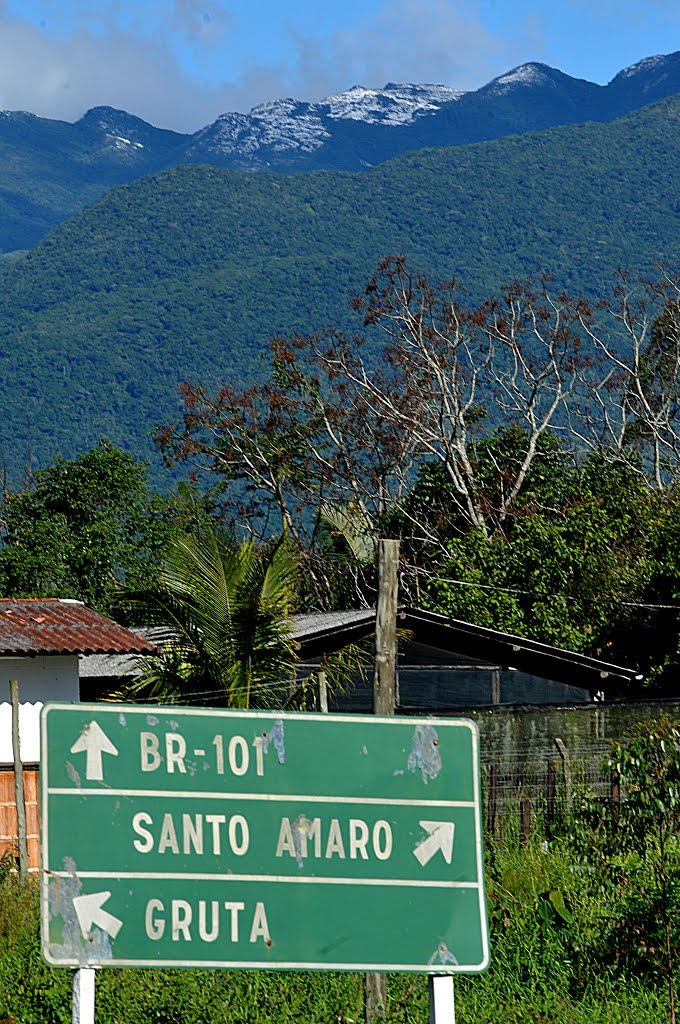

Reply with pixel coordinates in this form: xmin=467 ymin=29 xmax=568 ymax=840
xmin=0 ymin=826 xmax=675 ymax=1024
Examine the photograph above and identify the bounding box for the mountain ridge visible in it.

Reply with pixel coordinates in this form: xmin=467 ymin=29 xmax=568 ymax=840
xmin=0 ymin=51 xmax=679 ymax=252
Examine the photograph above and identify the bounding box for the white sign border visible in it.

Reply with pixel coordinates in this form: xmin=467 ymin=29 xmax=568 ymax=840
xmin=41 ymin=703 xmax=490 ymax=973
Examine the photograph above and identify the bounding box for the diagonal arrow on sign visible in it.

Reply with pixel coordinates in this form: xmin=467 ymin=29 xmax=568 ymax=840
xmin=70 ymin=721 xmax=118 ymax=781
xmin=73 ymin=891 xmax=123 ymax=940
xmin=413 ymin=820 xmax=455 ymax=867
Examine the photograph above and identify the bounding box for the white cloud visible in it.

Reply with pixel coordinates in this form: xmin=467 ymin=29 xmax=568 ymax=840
xmin=271 ymin=0 xmax=539 ymax=104
xmin=240 ymin=0 xmax=540 ymax=113
xmin=0 ymin=8 xmax=254 ymax=131
xmin=320 ymin=0 xmax=509 ymax=92
xmin=0 ymin=0 xmax=537 ymax=131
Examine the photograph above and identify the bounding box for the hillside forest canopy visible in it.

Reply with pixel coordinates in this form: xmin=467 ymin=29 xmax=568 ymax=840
xmin=2 ymin=257 xmax=680 ymax=695
xmin=0 ymin=93 xmax=680 ymax=483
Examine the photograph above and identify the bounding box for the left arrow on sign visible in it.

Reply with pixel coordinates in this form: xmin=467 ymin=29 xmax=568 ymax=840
xmin=413 ymin=820 xmax=455 ymax=867
xmin=70 ymin=721 xmax=119 ymax=781
xmin=73 ymin=891 xmax=123 ymax=940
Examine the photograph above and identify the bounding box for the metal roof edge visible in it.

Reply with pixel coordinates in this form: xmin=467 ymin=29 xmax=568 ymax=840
xmin=398 ymin=606 xmax=641 ymax=683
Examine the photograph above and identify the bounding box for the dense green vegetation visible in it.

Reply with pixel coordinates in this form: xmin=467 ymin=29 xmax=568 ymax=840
xmin=6 ymin=238 xmax=680 ymax=684
xmin=0 ymin=109 xmax=187 ymax=253
xmin=0 ymin=441 xmax=220 ymax=616
xmin=0 ymin=917 xmax=665 ymax=1024
xmin=3 ymin=721 xmax=680 ymax=1022
xmin=1 ymin=58 xmax=678 ymax=253
xmin=154 ymin=257 xmax=680 ymax=686
xmin=0 ymin=95 xmax=679 ymax=480
xmin=406 ymin=448 xmax=680 ymax=685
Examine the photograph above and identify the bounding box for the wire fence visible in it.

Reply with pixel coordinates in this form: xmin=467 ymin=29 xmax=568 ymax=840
xmin=470 ymin=698 xmax=680 ymax=834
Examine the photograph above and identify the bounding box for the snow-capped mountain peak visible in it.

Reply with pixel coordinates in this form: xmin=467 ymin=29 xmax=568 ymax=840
xmin=248 ymin=97 xmax=330 ymax=151
xmin=194 ymin=99 xmax=329 ymax=158
xmin=191 ymin=82 xmax=463 ymax=162
xmin=0 ymin=109 xmax=37 ymax=120
xmin=184 ymin=52 xmax=680 ymax=169
xmin=614 ymin=53 xmax=669 ymax=80
xmin=486 ymin=62 xmax=558 ymax=95
xmin=322 ymin=82 xmax=464 ymax=125
xmin=607 ymin=51 xmax=680 ymax=101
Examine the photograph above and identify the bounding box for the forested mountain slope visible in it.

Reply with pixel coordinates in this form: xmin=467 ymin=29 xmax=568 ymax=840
xmin=1 ymin=94 xmax=678 ymax=482
xmin=0 ymin=51 xmax=679 ymax=253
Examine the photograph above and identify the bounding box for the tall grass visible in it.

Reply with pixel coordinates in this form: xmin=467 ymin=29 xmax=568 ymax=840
xmin=0 ymin=823 xmax=676 ymax=1023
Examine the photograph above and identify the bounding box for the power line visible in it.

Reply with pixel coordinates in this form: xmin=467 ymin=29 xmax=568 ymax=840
xmin=104 ymin=674 xmax=323 ymax=706
xmin=403 ymin=562 xmax=680 ymax=611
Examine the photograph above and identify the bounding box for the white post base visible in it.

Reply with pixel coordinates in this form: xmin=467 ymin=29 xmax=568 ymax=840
xmin=72 ymin=968 xmax=96 ymax=1024
xmin=428 ymin=974 xmax=455 ymax=1024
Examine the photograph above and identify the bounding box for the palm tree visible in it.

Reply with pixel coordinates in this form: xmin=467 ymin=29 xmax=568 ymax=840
xmin=113 ymin=530 xmax=299 ymax=708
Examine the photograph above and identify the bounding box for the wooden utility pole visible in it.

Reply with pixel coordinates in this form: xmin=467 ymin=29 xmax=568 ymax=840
xmin=9 ymin=679 xmax=28 ymax=881
xmin=373 ymin=539 xmax=399 ymax=716
xmin=317 ymin=669 xmax=329 ymax=713
xmin=366 ymin=538 xmax=400 ymax=1022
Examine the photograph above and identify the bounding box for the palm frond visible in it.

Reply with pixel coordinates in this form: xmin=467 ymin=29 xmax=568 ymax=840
xmin=320 ymin=500 xmax=376 ymax=565
xmin=112 ymin=530 xmax=300 ymax=708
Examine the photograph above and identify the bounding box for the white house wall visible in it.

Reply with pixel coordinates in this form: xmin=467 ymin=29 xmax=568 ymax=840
xmin=0 ymin=656 xmax=79 ymax=763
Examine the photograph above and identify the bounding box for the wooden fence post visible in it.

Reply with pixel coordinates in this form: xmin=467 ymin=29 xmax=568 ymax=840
xmin=491 ymin=668 xmax=501 ymax=706
xmin=554 ymin=737 xmax=572 ymax=811
xmin=9 ymin=679 xmax=28 ymax=881
xmin=487 ymin=764 xmax=497 ymax=838
xmin=546 ymin=760 xmax=557 ymax=836
xmin=520 ymin=799 xmax=532 ymax=845
xmin=610 ymin=766 xmax=620 ymax=822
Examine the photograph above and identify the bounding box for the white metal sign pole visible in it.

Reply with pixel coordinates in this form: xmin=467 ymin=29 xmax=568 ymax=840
xmin=72 ymin=968 xmax=95 ymax=1024
xmin=428 ymin=975 xmax=455 ymax=1023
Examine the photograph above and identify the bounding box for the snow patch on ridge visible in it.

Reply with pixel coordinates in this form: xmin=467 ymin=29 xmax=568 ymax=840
xmin=197 ymin=100 xmax=330 ymax=156
xmin=195 ymin=81 xmax=464 ymax=157
xmin=323 ymin=83 xmax=463 ymax=125
xmin=106 ymin=133 xmax=144 ymax=150
xmin=249 ymin=98 xmax=330 ymax=152
xmin=488 ymin=63 xmax=554 ymax=94
xmin=616 ymin=54 xmax=668 ymax=79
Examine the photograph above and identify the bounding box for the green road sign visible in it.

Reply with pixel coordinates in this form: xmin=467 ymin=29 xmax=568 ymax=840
xmin=41 ymin=704 xmax=489 ymax=973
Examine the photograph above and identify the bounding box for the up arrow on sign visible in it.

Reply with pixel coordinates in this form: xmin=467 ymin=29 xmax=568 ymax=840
xmin=413 ymin=821 xmax=455 ymax=867
xmin=70 ymin=721 xmax=119 ymax=782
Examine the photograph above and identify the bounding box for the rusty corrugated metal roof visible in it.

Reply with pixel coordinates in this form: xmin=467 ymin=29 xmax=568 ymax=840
xmin=0 ymin=599 xmax=158 ymax=656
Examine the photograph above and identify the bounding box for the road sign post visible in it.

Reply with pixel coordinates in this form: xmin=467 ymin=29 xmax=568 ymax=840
xmin=72 ymin=967 xmax=95 ymax=1024
xmin=41 ymin=704 xmax=489 ymax=976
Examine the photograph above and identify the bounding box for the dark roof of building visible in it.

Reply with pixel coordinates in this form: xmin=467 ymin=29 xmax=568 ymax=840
xmin=0 ymin=599 xmax=158 ymax=656
xmin=77 ymin=606 xmax=642 ymax=694
xmin=294 ymin=606 xmax=642 ymax=691
xmin=292 ymin=609 xmax=375 ymax=647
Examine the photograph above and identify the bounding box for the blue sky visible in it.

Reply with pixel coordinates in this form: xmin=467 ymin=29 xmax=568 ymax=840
xmin=0 ymin=0 xmax=677 ymax=131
